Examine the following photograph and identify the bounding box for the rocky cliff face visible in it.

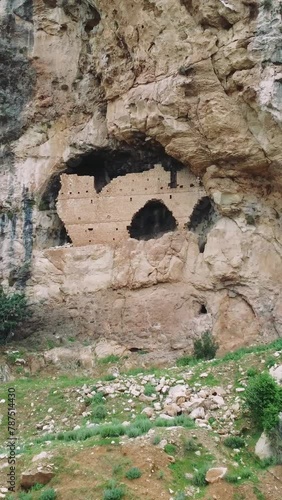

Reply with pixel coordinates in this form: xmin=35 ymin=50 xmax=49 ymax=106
xmin=0 ymin=0 xmax=282 ymax=355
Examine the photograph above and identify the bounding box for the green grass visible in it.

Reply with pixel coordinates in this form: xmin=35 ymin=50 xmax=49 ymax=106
xmin=164 ymin=443 xmax=177 ymax=454
xmin=225 ymin=467 xmax=253 ymax=483
xmin=92 ymin=404 xmax=107 ymax=421
xmin=176 ymin=356 xmax=198 ymax=367
xmin=182 ymin=437 xmax=198 ymax=453
xmin=143 ymin=383 xmax=156 ymax=396
xmin=103 ymin=481 xmax=125 ymax=500
xmin=90 ymin=392 xmax=105 ymax=405
xmin=100 ymin=424 xmax=125 ymax=438
xmin=192 ymin=466 xmax=209 ymax=486
xmin=154 ymin=415 xmax=195 ymax=428
xmin=39 ymin=488 xmax=57 ymax=500
xmin=102 ymin=374 xmax=116 ymax=381
xmin=224 ymin=436 xmax=245 ymax=449
xmin=99 ymin=355 xmax=120 ymax=364
xmin=152 ymin=435 xmax=161 ymax=445
xmin=125 ymin=426 xmax=142 ymax=438
xmin=213 ymin=338 xmax=282 ymax=364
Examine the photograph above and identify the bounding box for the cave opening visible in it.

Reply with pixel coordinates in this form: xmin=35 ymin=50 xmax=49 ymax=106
xmin=64 ymin=137 xmax=185 ymax=193
xmin=39 ymin=137 xmax=186 ymax=247
xmin=199 ymin=304 xmax=207 ymax=314
xmin=188 ymin=196 xmax=220 ymax=253
xmin=128 ymin=199 xmax=177 ymax=240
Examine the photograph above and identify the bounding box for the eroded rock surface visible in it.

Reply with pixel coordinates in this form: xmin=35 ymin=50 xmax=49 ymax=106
xmin=0 ymin=0 xmax=282 ymax=354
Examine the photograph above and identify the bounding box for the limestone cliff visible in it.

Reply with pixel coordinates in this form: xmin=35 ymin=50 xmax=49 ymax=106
xmin=0 ymin=0 xmax=282 ymax=355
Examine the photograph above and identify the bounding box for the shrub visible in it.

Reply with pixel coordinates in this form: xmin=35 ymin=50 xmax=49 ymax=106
xmin=191 ymin=466 xmax=208 ymax=486
xmin=245 ymin=373 xmax=282 ymax=432
xmin=183 ymin=438 xmax=198 ymax=453
xmin=0 ymin=288 xmax=31 ymax=344
xmin=39 ymin=489 xmax=57 ymax=500
xmin=262 ymin=404 xmax=280 ymax=434
xmin=99 ymin=355 xmax=120 ymax=364
xmin=125 ymin=467 xmax=142 ymax=479
xmin=174 ymin=414 xmax=195 ymax=428
xmin=265 ymin=356 xmax=276 ymax=368
xmin=103 ymin=486 xmax=125 ymax=500
xmin=193 ymin=331 xmax=219 ymax=360
xmin=164 ymin=443 xmax=177 ymax=454
xmin=263 ymin=0 xmax=272 ymax=10
xmin=224 ymin=436 xmax=245 ymax=449
xmin=175 ymin=493 xmax=187 ymax=500
xmin=103 ymin=374 xmax=116 ymax=381
xmin=225 ymin=468 xmax=252 ymax=483
xmin=143 ymin=383 xmax=156 ymax=396
xmin=155 ymin=417 xmax=175 ymax=427
xmin=152 ymin=435 xmax=161 ymax=445
xmin=90 ymin=392 xmax=105 ymax=405
xmin=31 ymin=483 xmax=45 ymax=491
xmin=126 ymin=426 xmax=142 ymax=438
xmin=247 ymin=367 xmax=259 ymax=378
xmin=134 ymin=416 xmax=152 ymax=434
xmin=18 ymin=494 xmax=33 ymax=500
xmin=176 ymin=356 xmax=194 ymax=367
xmin=100 ymin=424 xmax=125 ymax=438
xmin=92 ymin=404 xmax=107 ymax=421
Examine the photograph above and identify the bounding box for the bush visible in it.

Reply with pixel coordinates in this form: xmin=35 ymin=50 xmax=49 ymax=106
xmin=262 ymin=404 xmax=280 ymax=434
xmin=39 ymin=489 xmax=57 ymax=500
xmin=164 ymin=443 xmax=177 ymax=454
xmin=191 ymin=466 xmax=208 ymax=486
xmin=125 ymin=467 xmax=142 ymax=479
xmin=99 ymin=355 xmax=120 ymax=364
xmin=90 ymin=392 xmax=105 ymax=405
xmin=225 ymin=468 xmax=252 ymax=483
xmin=263 ymin=0 xmax=272 ymax=10
xmin=224 ymin=436 xmax=245 ymax=449
xmin=183 ymin=438 xmax=198 ymax=453
xmin=152 ymin=435 xmax=161 ymax=445
xmin=126 ymin=426 xmax=142 ymax=438
xmin=245 ymin=373 xmax=282 ymax=432
xmin=143 ymin=383 xmax=156 ymax=396
xmin=0 ymin=288 xmax=31 ymax=343
xmin=103 ymin=487 xmax=125 ymax=500
xmin=176 ymin=356 xmax=194 ymax=367
xmin=100 ymin=424 xmax=125 ymax=438
xmin=133 ymin=416 xmax=152 ymax=434
xmin=92 ymin=404 xmax=107 ymax=421
xmin=247 ymin=367 xmax=259 ymax=378
xmin=193 ymin=331 xmax=219 ymax=360
xmin=18 ymin=494 xmax=32 ymax=500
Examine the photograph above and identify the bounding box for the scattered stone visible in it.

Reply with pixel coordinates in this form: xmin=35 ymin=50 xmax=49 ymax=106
xmin=190 ymin=407 xmax=205 ymax=420
xmin=142 ymin=407 xmax=154 ymax=418
xmin=269 ymin=365 xmax=282 ymax=384
xmin=32 ymin=452 xmax=52 ymax=463
xmin=21 ymin=466 xmax=54 ymax=489
xmin=255 ymin=432 xmax=273 ymax=460
xmin=205 ymin=467 xmax=228 ymax=484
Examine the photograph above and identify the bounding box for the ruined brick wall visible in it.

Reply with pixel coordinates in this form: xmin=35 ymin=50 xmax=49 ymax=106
xmin=57 ymin=165 xmax=206 ymax=246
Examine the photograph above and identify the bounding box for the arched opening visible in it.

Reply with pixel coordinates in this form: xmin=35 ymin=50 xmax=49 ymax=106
xmin=188 ymin=196 xmax=220 ymax=253
xmin=128 ymin=200 xmax=177 ymax=240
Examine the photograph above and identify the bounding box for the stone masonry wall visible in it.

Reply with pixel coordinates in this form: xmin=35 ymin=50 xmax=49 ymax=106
xmin=57 ymin=165 xmax=205 ymax=246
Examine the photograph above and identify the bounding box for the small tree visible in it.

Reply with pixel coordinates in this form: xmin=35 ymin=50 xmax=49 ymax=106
xmin=244 ymin=372 xmax=282 ymax=432
xmin=0 ymin=288 xmax=31 ymax=344
xmin=193 ymin=331 xmax=219 ymax=360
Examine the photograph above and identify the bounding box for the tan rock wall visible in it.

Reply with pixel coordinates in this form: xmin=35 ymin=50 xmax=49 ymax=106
xmin=1 ymin=0 xmax=282 ymax=355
